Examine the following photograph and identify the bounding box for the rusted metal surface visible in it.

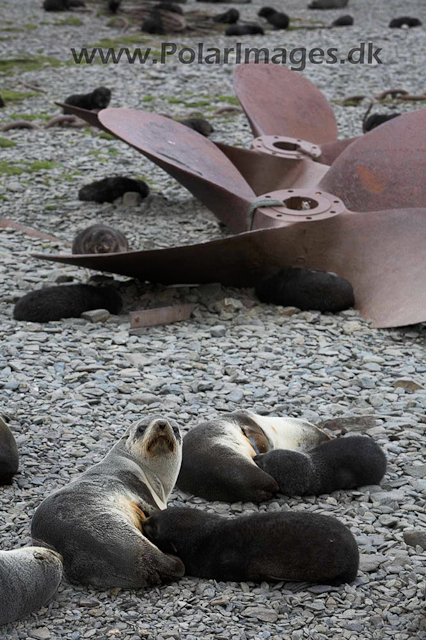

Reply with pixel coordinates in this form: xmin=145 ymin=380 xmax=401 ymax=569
xmin=319 ymin=109 xmax=426 ymax=211
xmin=130 ymin=304 xmax=195 ymax=330
xmin=99 ymin=109 xmax=255 ymax=233
xmin=33 ymin=64 xmax=426 ymax=328
xmin=233 ymin=62 xmax=339 ymax=143
xmin=33 ymin=205 xmax=426 ymax=328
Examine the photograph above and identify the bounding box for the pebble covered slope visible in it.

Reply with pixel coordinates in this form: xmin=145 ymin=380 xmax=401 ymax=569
xmin=1 ymin=0 xmax=426 ymax=638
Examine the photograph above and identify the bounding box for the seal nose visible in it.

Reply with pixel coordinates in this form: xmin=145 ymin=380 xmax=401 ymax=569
xmin=156 ymin=420 xmax=168 ymax=430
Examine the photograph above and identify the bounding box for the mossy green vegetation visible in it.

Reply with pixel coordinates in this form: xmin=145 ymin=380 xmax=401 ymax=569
xmin=1 ymin=90 xmax=38 ymax=102
xmin=55 ymin=17 xmax=83 ymax=27
xmin=0 ymin=137 xmax=16 ymax=148
xmin=0 ymin=160 xmax=60 ymax=176
xmin=0 ymin=56 xmax=63 ymax=76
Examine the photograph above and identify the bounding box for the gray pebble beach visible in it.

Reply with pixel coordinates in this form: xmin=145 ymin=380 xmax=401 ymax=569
xmin=1 ymin=0 xmax=426 ymax=638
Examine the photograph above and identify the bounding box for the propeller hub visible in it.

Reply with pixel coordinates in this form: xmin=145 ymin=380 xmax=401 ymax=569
xmin=255 ymin=189 xmax=345 ymax=226
xmin=251 ymin=136 xmax=322 ymax=161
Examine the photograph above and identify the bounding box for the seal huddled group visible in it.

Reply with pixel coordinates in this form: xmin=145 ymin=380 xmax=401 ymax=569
xmin=1 ymin=408 xmax=388 ymax=627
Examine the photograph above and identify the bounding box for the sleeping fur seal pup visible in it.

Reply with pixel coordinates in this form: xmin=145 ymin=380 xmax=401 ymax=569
xmin=0 ymin=417 xmax=19 ymax=485
xmin=31 ymin=417 xmax=184 ymax=588
xmin=0 ymin=547 xmax=63 ymax=626
xmin=144 ymin=507 xmax=359 ymax=585
xmin=177 ymin=410 xmax=329 ymax=503
xmin=255 ymin=436 xmax=386 ymax=496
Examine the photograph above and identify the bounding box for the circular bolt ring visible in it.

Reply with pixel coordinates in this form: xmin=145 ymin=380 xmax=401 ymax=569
xmin=256 ymin=189 xmax=345 ymax=224
xmin=252 ymin=135 xmax=322 ymax=160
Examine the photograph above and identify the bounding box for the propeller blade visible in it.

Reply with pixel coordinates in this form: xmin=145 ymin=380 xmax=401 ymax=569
xmin=34 ymin=207 xmax=426 ymax=328
xmin=318 ymin=137 xmax=360 ymax=166
xmin=97 ymin=109 xmax=255 ymax=233
xmin=319 ymin=108 xmax=426 ymax=211
xmin=233 ymin=63 xmax=338 ymax=144
xmin=54 ymin=102 xmax=107 ymax=130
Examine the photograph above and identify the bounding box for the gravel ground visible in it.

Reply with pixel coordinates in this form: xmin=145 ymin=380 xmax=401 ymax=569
xmin=1 ymin=0 xmax=426 ymax=638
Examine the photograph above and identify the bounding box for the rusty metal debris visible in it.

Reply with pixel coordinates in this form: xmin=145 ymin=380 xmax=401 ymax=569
xmin=130 ymin=304 xmax=195 ymax=330
xmin=35 ymin=63 xmax=426 ymax=328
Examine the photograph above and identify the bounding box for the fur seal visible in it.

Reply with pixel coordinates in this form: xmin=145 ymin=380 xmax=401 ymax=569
xmin=389 ymin=17 xmax=422 ymax=28
xmin=142 ymin=13 xmax=165 ymax=34
xmin=0 ymin=95 xmax=5 ymax=108
xmin=144 ymin=507 xmax=359 ymax=585
xmin=108 ymin=0 xmax=122 ymax=12
xmin=332 ymin=14 xmax=353 ymax=26
xmin=13 ymin=284 xmax=123 ymax=323
xmin=63 ymin=87 xmax=111 ymax=114
xmin=255 ymin=436 xmax=387 ymax=496
xmin=363 ymin=113 xmax=400 ymax=133
xmin=31 ymin=417 xmax=185 ymax=588
xmin=308 ymin=0 xmax=348 ymax=8
xmin=78 ymin=176 xmax=150 ymax=203
xmin=258 ymin=8 xmax=289 ymax=29
xmin=225 ymin=24 xmax=264 ymax=36
xmin=177 ymin=410 xmax=329 ymax=503
xmin=0 ymin=417 xmax=19 ymax=485
xmin=255 ymin=266 xmax=355 ymax=313
xmin=214 ymin=9 xmax=240 ymax=23
xmin=72 ymin=224 xmax=130 ymax=255
xmin=43 ymin=0 xmax=70 ymax=10
xmin=0 ymin=547 xmax=63 ymax=626
xmin=179 ymin=118 xmax=214 ymax=137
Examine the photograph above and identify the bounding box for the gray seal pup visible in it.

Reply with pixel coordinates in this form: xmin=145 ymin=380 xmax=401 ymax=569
xmin=31 ymin=417 xmax=185 ymax=588
xmin=144 ymin=507 xmax=359 ymax=585
xmin=72 ymin=224 xmax=130 ymax=255
xmin=0 ymin=547 xmax=63 ymax=626
xmin=177 ymin=410 xmax=329 ymax=503
xmin=255 ymin=436 xmax=387 ymax=496
xmin=0 ymin=417 xmax=19 ymax=485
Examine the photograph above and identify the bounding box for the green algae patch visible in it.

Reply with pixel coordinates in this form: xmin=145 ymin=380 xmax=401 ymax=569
xmin=0 ymin=137 xmax=16 ymax=148
xmin=0 ymin=56 xmax=63 ymax=76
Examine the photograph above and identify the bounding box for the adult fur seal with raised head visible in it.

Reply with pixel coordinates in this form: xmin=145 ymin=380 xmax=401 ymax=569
xmin=255 ymin=436 xmax=387 ymax=496
xmin=177 ymin=410 xmax=329 ymax=503
xmin=0 ymin=547 xmax=63 ymax=626
xmin=31 ymin=417 xmax=185 ymax=588
xmin=0 ymin=417 xmax=19 ymax=485
xmin=144 ymin=507 xmax=359 ymax=585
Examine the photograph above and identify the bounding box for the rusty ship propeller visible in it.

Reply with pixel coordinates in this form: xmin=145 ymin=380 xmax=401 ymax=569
xmin=34 ymin=65 xmax=426 ymax=328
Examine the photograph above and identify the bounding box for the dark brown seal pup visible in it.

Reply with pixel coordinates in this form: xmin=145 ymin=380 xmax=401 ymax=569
xmin=255 ymin=267 xmax=355 ymax=313
xmin=142 ymin=13 xmax=165 ymax=34
xmin=363 ymin=113 xmax=400 ymax=132
xmin=225 ymin=24 xmax=264 ymax=36
xmin=144 ymin=507 xmax=359 ymax=585
xmin=72 ymin=224 xmax=129 ymax=255
xmin=43 ymin=0 xmax=70 ymax=10
xmin=214 ymin=8 xmax=239 ymax=23
xmin=389 ymin=17 xmax=422 ymax=28
xmin=179 ymin=118 xmax=214 ymax=137
xmin=0 ymin=547 xmax=63 ymax=626
xmin=31 ymin=417 xmax=184 ymax=588
xmin=177 ymin=410 xmax=328 ymax=503
xmin=0 ymin=417 xmax=19 ymax=485
xmin=78 ymin=176 xmax=150 ymax=203
xmin=332 ymin=14 xmax=353 ymax=26
xmin=108 ymin=0 xmax=121 ymax=11
xmin=13 ymin=284 xmax=123 ymax=323
xmin=258 ymin=8 xmax=289 ymax=29
xmin=63 ymin=87 xmax=111 ymax=114
xmin=255 ymin=436 xmax=387 ymax=496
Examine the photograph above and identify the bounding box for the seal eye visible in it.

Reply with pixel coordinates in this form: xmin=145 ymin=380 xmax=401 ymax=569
xmin=172 ymin=426 xmax=180 ymax=437
xmin=137 ymin=425 xmax=147 ymax=435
